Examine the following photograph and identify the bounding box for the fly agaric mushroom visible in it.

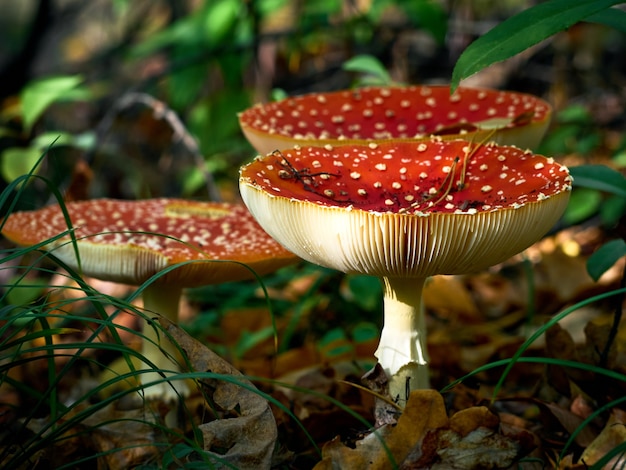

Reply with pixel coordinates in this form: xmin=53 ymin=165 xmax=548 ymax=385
xmin=2 ymin=198 xmax=298 ymax=400
xmin=239 ymin=139 xmax=571 ymax=405
xmin=238 ymin=85 xmax=551 ymax=154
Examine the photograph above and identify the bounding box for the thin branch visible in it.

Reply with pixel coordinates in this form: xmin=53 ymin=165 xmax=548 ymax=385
xmin=85 ymin=92 xmax=220 ymax=202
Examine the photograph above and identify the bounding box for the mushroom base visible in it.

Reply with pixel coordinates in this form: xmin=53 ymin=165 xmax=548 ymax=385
xmin=374 ymin=276 xmax=430 ymax=406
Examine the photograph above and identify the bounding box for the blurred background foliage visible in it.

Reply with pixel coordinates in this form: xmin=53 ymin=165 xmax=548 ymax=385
xmin=0 ymin=0 xmax=625 ymax=368
xmin=1 ymin=0 xmax=624 ymax=207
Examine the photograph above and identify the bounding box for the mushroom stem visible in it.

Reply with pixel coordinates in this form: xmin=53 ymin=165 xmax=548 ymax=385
xmin=375 ymin=276 xmax=430 ymax=405
xmin=140 ymin=284 xmax=189 ymax=400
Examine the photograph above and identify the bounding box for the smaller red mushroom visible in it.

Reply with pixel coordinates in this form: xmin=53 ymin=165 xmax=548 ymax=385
xmin=238 ymin=85 xmax=551 ymax=154
xmin=2 ymin=198 xmax=299 ymax=401
xmin=240 ymin=138 xmax=571 ymax=404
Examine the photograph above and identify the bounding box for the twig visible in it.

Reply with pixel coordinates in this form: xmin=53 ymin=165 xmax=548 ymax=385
xmin=86 ymin=91 xmax=221 ymax=201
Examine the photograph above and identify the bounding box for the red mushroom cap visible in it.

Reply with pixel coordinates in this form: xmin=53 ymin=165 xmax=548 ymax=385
xmin=2 ymin=199 xmax=298 ymax=286
xmin=239 ymin=85 xmax=552 ymax=154
xmin=239 ymin=139 xmax=571 ymax=277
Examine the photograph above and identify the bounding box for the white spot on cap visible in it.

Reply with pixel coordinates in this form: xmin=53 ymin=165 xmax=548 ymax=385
xmin=375 ymin=163 xmax=387 ymax=171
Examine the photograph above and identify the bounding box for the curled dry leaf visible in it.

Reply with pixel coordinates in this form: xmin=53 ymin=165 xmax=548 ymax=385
xmin=160 ymin=318 xmax=277 ymax=469
xmin=578 ymin=409 xmax=626 ymax=468
xmin=407 ymin=405 xmax=534 ymax=469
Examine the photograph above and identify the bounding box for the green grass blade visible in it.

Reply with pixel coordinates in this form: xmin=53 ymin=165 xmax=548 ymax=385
xmin=493 ymin=287 xmax=626 ymax=400
xmin=442 ymin=356 xmax=626 ymax=393
xmin=558 ymin=395 xmax=626 ymax=464
xmin=439 ymin=287 xmax=626 ymax=397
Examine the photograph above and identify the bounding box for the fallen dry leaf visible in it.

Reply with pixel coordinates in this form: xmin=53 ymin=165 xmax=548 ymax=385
xmin=314 ymin=389 xmax=448 ymax=470
xmin=313 ymin=391 xmax=536 ymax=470
xmin=578 ymin=408 xmax=626 ymax=468
xmin=423 ymin=275 xmax=482 ymax=323
xmin=425 ymin=427 xmax=521 ymax=469
xmin=162 ymin=317 xmax=277 ymax=469
xmin=535 ymin=400 xmax=598 ymax=448
xmin=405 ymin=405 xmax=533 ymax=469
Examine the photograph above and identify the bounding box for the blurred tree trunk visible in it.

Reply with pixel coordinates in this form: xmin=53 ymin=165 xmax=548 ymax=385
xmin=0 ymin=0 xmax=52 ymax=102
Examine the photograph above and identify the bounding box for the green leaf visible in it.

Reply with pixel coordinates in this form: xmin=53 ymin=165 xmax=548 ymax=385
xmin=234 ymin=326 xmax=274 ymax=358
xmin=5 ymin=276 xmax=48 ymax=306
xmin=346 ymin=274 xmax=382 ymax=311
xmin=397 ymin=0 xmax=447 ymax=44
xmin=451 ymin=0 xmax=624 ymax=90
xmin=131 ymin=14 xmax=204 ymax=57
xmin=271 ymin=88 xmax=288 ymax=101
xmin=600 ymin=194 xmax=626 ymax=226
xmin=343 ymin=54 xmax=393 ymax=86
xmin=257 ymin=0 xmax=289 ymax=17
xmin=351 ymin=322 xmax=379 ymax=344
xmin=0 ymin=146 xmax=44 ymax=184
xmin=557 ymin=104 xmax=592 ymax=124
xmin=563 ymin=187 xmax=602 ymax=225
xmin=586 ymin=6 xmax=626 ymax=33
xmin=587 ymin=239 xmax=626 ymax=281
xmin=20 ymin=75 xmax=85 ymax=132
xmin=203 ymin=0 xmax=241 ymax=46
xmin=613 ymin=150 xmax=626 ymax=168
xmin=30 ymin=131 xmax=96 ymax=152
xmin=569 ymin=164 xmax=626 ymax=198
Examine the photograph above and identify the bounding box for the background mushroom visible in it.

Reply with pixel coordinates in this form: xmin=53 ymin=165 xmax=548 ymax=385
xmin=238 ymin=85 xmax=551 ymax=154
xmin=2 ymin=198 xmax=298 ymax=401
xmin=239 ymin=139 xmax=571 ymax=405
